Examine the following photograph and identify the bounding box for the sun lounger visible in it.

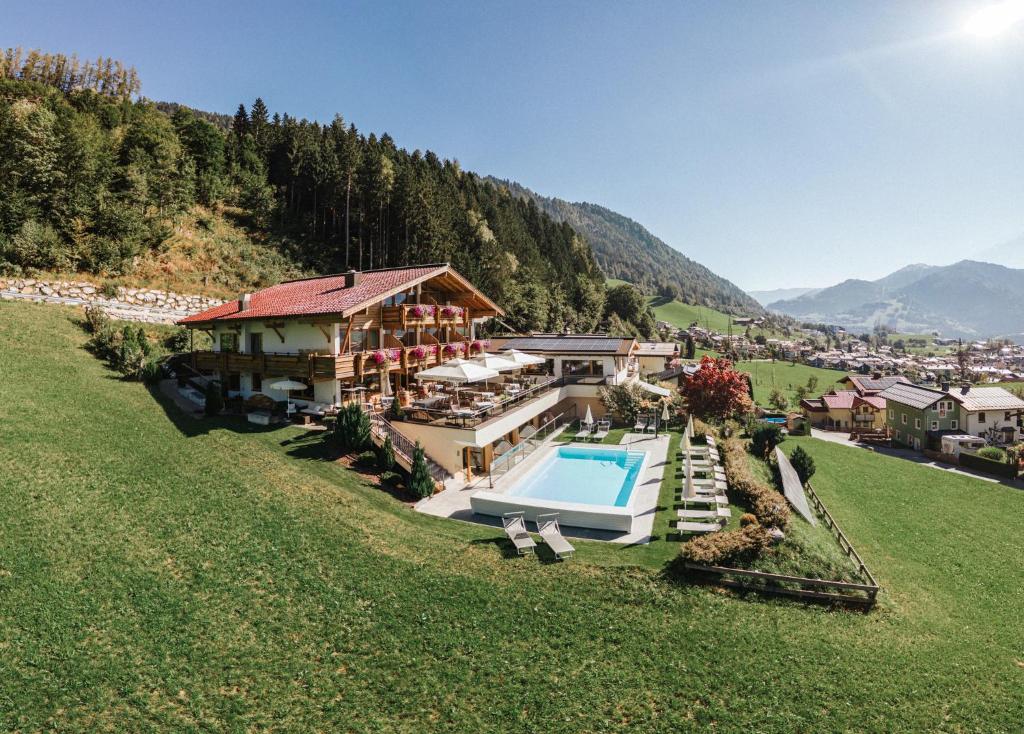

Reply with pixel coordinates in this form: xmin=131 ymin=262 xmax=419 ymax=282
xmin=575 ymin=422 xmax=594 ymax=441
xmin=633 ymin=417 xmax=646 ymax=432
xmin=536 ymin=513 xmax=575 ymax=560
xmin=677 ymin=493 xmax=728 ymax=506
xmin=502 ymin=512 xmax=537 ymax=555
xmin=677 ymin=507 xmax=731 ymax=520
xmin=591 ymin=420 xmax=610 ymax=442
xmin=676 ymin=519 xmax=725 ymax=535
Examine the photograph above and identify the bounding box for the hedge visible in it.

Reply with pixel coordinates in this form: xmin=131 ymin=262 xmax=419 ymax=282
xmin=721 ymin=435 xmax=791 ymax=529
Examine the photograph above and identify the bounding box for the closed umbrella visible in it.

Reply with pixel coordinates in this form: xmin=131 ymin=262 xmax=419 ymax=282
xmin=269 ymin=379 xmax=308 ymax=415
xmin=658 ymin=401 xmax=670 ymax=437
xmin=583 ymin=404 xmax=594 ymax=427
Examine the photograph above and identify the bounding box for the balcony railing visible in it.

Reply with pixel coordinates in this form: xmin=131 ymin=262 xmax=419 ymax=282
xmin=400 ymin=376 xmax=563 ymax=429
xmin=191 ymin=342 xmax=484 ymax=381
xmin=380 ymin=304 xmax=470 ymax=329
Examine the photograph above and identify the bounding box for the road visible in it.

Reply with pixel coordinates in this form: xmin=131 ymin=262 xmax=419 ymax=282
xmin=809 ymin=428 xmax=1024 ymax=489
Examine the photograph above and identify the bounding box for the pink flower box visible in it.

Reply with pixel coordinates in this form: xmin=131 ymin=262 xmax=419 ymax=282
xmin=408 ymin=304 xmax=435 ymax=318
xmin=440 ymin=305 xmax=463 ymax=319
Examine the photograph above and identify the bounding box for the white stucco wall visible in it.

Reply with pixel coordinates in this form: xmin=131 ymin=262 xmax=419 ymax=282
xmin=960 ymin=409 xmax=1021 ymax=441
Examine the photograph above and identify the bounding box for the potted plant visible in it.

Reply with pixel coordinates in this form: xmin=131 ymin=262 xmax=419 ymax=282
xmin=408 ymin=304 xmax=435 ymax=319
xmin=440 ymin=305 xmax=463 ymax=319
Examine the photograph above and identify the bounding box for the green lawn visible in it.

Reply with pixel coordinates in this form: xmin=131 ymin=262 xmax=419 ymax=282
xmin=3 ymin=299 xmax=1024 ymax=732
xmin=734 ymin=359 xmax=845 ymax=407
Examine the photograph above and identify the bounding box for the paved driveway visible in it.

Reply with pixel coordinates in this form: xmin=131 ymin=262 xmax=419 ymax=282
xmin=809 ymin=428 xmax=1024 ymax=489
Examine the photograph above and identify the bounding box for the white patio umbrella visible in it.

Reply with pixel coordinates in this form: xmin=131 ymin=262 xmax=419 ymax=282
xmin=499 ymin=348 xmax=546 ymax=366
xmin=658 ymin=402 xmax=670 ymax=437
xmin=471 ymin=353 xmax=521 ymax=372
xmin=269 ymin=379 xmax=308 ymax=414
xmin=583 ymin=404 xmax=594 ymax=427
xmin=415 ymin=359 xmax=499 ymax=384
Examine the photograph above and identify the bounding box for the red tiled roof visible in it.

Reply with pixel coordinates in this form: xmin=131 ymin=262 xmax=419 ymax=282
xmin=854 ymin=395 xmax=886 ymax=410
xmin=179 ymin=265 xmax=500 ymax=325
xmin=821 ymin=391 xmax=856 ymax=409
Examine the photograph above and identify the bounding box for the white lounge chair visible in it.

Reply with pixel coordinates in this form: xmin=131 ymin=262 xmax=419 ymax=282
xmin=591 ymin=420 xmax=611 ymax=442
xmin=633 ymin=417 xmax=646 ymax=432
xmin=502 ymin=512 xmax=537 ymax=555
xmin=536 ymin=513 xmax=575 ymax=560
xmin=575 ymin=422 xmax=594 ymax=441
xmin=677 ymin=507 xmax=731 ymax=520
xmin=676 ymin=519 xmax=726 ymax=535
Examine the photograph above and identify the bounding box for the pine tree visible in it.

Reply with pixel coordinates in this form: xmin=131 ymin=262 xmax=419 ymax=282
xmin=789 ymin=446 xmax=816 ymax=485
xmin=377 ymin=434 xmax=396 ymax=473
xmin=409 ymin=441 xmax=435 ymax=499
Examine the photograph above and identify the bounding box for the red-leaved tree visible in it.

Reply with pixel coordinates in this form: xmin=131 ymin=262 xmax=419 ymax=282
xmin=681 ymin=356 xmax=753 ymax=420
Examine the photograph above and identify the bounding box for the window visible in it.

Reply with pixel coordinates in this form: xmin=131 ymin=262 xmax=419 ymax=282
xmin=227 ymin=372 xmax=241 ymax=392
xmin=895 ymin=430 xmax=901 ymax=442
xmin=931 ymin=421 xmax=938 ymax=430
xmin=915 ymin=418 xmax=921 ymax=430
xmin=1006 ymin=412 xmax=1012 ymax=422
xmin=252 ymin=372 xmax=262 ymax=392
xmin=888 ymin=409 xmax=894 ymax=419
xmin=249 ymin=332 xmax=263 ymax=354
xmin=901 ymin=413 xmax=907 ymax=425
xmin=951 ymin=419 xmax=959 ymax=430
xmin=220 ymin=332 xmax=238 ymax=353
xmin=978 ymin=411 xmax=987 ymax=424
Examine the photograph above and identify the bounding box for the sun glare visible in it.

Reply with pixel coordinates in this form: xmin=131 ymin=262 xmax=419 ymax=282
xmin=965 ymin=0 xmax=1024 ymax=37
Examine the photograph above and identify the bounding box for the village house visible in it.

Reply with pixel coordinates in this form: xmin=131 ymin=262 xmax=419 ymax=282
xmin=634 ymin=341 xmax=680 ymax=376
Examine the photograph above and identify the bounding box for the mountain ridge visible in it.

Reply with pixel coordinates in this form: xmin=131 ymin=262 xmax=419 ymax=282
xmin=768 ymin=259 xmax=1024 ymax=339
xmin=485 ymin=177 xmax=763 ymax=315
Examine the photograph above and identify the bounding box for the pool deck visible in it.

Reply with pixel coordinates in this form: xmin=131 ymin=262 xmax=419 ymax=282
xmin=415 ymin=432 xmax=670 ymax=545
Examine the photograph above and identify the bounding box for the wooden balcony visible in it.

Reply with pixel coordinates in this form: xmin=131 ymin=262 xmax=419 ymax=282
xmin=380 ymin=304 xmax=470 ymax=329
xmin=191 ymin=342 xmax=472 ymax=382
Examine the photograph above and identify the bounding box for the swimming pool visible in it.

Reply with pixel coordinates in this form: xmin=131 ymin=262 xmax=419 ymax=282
xmin=506 ymin=446 xmax=644 ymax=507
xmin=469 ymin=445 xmax=650 ymax=532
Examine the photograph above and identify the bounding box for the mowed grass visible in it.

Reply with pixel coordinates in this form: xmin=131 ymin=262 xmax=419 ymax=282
xmin=734 ymin=359 xmax=845 ymax=407
xmin=3 ymin=300 xmax=1024 ymax=731
xmin=650 ymin=298 xmax=736 ymax=333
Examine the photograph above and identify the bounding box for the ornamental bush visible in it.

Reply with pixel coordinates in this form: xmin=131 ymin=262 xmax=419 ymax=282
xmin=977 ymin=446 xmax=1007 ymax=462
xmin=333 ymin=403 xmax=371 ymax=453
xmin=377 ymin=434 xmax=396 ymax=472
xmin=721 ymin=435 xmax=791 ymax=529
xmin=678 ymin=524 xmax=773 ymax=566
xmin=750 ymin=424 xmax=784 ymax=459
xmin=204 ymin=381 xmax=224 ymax=416
xmin=789 ymin=445 xmax=816 ymax=484
xmin=409 ymin=441 xmax=435 ymax=499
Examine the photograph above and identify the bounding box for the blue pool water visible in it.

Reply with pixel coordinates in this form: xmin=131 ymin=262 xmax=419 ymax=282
xmin=507 ymin=446 xmax=645 ymax=507
xmin=762 ymin=417 xmax=787 ymax=425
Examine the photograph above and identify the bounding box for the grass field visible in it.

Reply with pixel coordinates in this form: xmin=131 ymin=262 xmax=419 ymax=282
xmin=650 ymin=297 xmax=736 ymax=332
xmin=3 ymin=299 xmax=1024 ymax=731
xmin=734 ymin=359 xmax=845 ymax=407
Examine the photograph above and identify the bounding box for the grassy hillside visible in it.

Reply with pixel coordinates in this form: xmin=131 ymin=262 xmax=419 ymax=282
xmin=650 ymin=297 xmax=736 ymax=333
xmin=735 ymin=359 xmax=846 ymax=407
xmin=2 ymin=300 xmax=1024 ymax=731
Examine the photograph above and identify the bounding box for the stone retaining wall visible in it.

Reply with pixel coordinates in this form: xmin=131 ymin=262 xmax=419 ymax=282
xmin=0 ymin=277 xmax=225 ymax=324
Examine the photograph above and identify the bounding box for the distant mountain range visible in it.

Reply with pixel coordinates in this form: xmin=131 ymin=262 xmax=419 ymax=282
xmin=486 ymin=178 xmax=763 ymax=315
xmin=975 ymin=234 xmax=1024 ymax=270
xmin=748 ymin=287 xmax=819 ymax=306
xmin=767 ymin=260 xmax=1024 ymax=339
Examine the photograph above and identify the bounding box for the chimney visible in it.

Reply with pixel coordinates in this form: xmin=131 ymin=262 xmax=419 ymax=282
xmin=239 ymin=293 xmax=252 ymax=311
xmin=960 ymin=383 xmax=970 ymax=395
xmin=343 ymin=269 xmax=361 ymax=288
xmin=940 ymin=380 xmax=950 ymax=393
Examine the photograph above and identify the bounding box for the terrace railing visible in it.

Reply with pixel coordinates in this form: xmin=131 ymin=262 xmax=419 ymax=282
xmin=487 ymin=410 xmax=573 ymax=487
xmin=403 ymin=375 xmax=564 ymax=429
xmin=367 ymin=412 xmax=449 ymax=484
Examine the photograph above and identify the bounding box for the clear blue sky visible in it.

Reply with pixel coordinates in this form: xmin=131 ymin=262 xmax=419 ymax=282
xmin=7 ymin=1 xmax=1024 ymax=290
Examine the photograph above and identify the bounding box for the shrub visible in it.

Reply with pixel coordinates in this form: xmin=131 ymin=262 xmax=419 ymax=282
xmin=977 ymin=446 xmax=1006 ymax=462
xmin=388 ymin=397 xmax=405 ymax=422
xmin=140 ymin=358 xmax=163 ymax=385
xmin=164 ymin=327 xmax=192 ymax=353
xmin=678 ymin=525 xmax=773 ymax=566
xmin=377 ymin=434 xmax=396 ymax=472
xmin=789 ymin=445 xmax=816 ymax=484
xmin=333 ymin=403 xmax=371 ymax=453
xmin=114 ymin=325 xmax=152 ymax=379
xmin=739 ymin=513 xmax=758 ymax=527
xmin=721 ymin=435 xmax=791 ymax=529
xmin=82 ymin=305 xmax=110 ymax=334
xmin=204 ymin=381 xmax=224 ymax=416
xmin=750 ymin=424 xmax=784 ymax=459
xmin=599 ymin=383 xmax=647 ymax=425
xmin=355 ymin=450 xmax=378 ymax=466
xmin=409 ymin=441 xmax=435 ymax=499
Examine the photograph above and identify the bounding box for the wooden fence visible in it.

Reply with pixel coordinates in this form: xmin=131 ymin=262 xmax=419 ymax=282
xmin=683 ymin=481 xmax=880 ymax=610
